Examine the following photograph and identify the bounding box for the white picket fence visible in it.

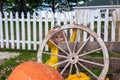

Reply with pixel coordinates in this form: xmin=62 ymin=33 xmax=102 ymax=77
xmin=0 ymin=11 xmax=75 ymax=50
xmin=74 ymin=5 xmax=120 ymax=42
xmin=0 ymin=5 xmax=120 ymax=50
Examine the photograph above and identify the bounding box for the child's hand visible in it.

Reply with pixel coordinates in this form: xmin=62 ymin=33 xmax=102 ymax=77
xmin=47 ymin=28 xmax=56 ymax=35
xmin=50 ymin=28 xmax=56 ymax=33
xmin=48 ymin=25 xmax=60 ymax=35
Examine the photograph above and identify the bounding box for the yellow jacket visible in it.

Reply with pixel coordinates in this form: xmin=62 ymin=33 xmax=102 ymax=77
xmin=46 ymin=30 xmax=77 ymax=69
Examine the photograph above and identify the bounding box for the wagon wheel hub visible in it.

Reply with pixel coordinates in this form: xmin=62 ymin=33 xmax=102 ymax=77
xmin=68 ymin=54 xmax=79 ymax=64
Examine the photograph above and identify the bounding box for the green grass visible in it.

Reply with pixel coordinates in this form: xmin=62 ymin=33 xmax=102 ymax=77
xmin=0 ymin=49 xmax=37 ymax=80
xmin=42 ymin=54 xmax=50 ymax=63
xmin=0 ymin=48 xmax=119 ymax=80
xmin=82 ymin=52 xmax=120 ymax=58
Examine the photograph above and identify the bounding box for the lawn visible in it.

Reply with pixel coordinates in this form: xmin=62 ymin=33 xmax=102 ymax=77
xmin=0 ymin=48 xmax=120 ymax=80
xmin=0 ymin=49 xmax=37 ymax=80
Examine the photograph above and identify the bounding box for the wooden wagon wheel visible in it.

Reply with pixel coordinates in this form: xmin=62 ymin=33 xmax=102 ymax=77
xmin=37 ymin=24 xmax=109 ymax=80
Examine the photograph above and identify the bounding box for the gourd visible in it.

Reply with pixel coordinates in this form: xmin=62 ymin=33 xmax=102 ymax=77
xmin=65 ymin=72 xmax=90 ymax=80
xmin=7 ymin=61 xmax=64 ymax=80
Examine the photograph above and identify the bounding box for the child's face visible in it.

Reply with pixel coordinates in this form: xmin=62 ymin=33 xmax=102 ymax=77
xmin=53 ymin=32 xmax=64 ymax=44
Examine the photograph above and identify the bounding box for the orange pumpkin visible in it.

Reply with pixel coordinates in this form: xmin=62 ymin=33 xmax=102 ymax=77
xmin=7 ymin=61 xmax=64 ymax=80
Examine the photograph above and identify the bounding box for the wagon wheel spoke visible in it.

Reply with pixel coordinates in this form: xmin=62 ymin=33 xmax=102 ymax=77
xmin=73 ymin=41 xmax=78 ymax=53
xmin=60 ymin=62 xmax=70 ymax=74
xmin=73 ymin=29 xmax=78 ymax=53
xmin=43 ymin=51 xmax=68 ymax=59
xmin=76 ymin=35 xmax=92 ymax=55
xmin=78 ymin=62 xmax=98 ymax=79
xmin=78 ymin=58 xmax=104 ymax=67
xmin=51 ymin=59 xmax=69 ymax=67
xmin=78 ymin=48 xmax=102 ymax=57
xmin=74 ymin=63 xmax=81 ymax=77
xmin=69 ymin=63 xmax=73 ymax=75
xmin=49 ymin=40 xmax=69 ymax=55
xmin=62 ymin=31 xmax=72 ymax=54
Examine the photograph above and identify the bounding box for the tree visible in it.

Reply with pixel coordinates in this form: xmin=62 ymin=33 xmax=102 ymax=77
xmin=42 ymin=0 xmax=69 ymax=13
xmin=42 ymin=0 xmax=88 ymax=13
xmin=0 ymin=0 xmax=3 ymax=13
xmin=3 ymin=0 xmax=42 ymax=17
xmin=3 ymin=0 xmax=42 ymax=12
xmin=0 ymin=0 xmax=7 ymax=17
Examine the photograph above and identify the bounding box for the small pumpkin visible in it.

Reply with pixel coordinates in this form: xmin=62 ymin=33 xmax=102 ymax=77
xmin=7 ymin=61 xmax=64 ymax=80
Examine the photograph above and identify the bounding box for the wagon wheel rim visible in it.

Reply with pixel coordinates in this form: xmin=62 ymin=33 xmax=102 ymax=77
xmin=37 ymin=24 xmax=109 ymax=80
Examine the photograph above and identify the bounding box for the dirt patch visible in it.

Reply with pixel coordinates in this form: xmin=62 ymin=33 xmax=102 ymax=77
xmin=0 ymin=52 xmax=20 ymax=63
